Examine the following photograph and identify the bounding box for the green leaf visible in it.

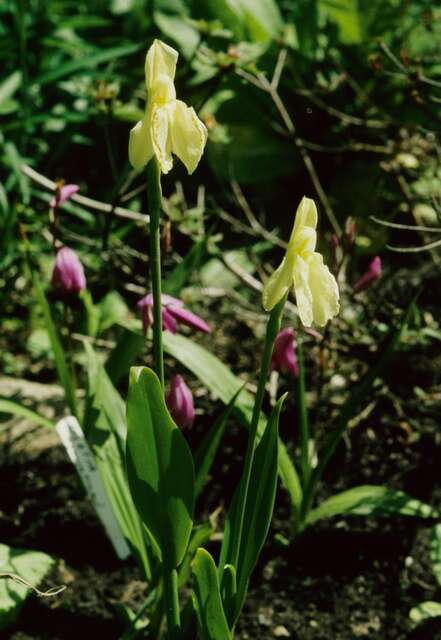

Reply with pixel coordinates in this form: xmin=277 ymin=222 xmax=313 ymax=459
xmin=163 ymin=238 xmax=208 ymax=297
xmin=106 ymin=327 xmax=145 ymax=386
xmin=162 ymin=331 xmax=302 ymax=513
xmin=0 ymin=544 xmax=55 ymax=630
xmin=305 ymin=485 xmax=439 ymax=527
xmin=198 ymin=0 xmax=282 ymax=42
xmin=430 ymin=524 xmax=441 ymax=587
xmin=34 ymin=43 xmax=142 ymax=86
xmin=178 ymin=521 xmax=214 ymax=588
xmin=0 ymin=71 xmax=21 ymax=107
xmin=126 ymin=367 xmax=195 ymax=568
xmin=192 ymin=548 xmax=232 ymax=640
xmin=220 ymin=395 xmax=285 ymax=619
xmin=83 ymin=343 xmax=155 ymax=579
xmin=194 ymin=388 xmax=242 ymax=498
xmin=0 ymin=399 xmax=54 ymax=430
xmin=201 ymin=84 xmax=299 ymax=184
xmin=220 ymin=564 xmax=237 ymax=627
xmin=154 ymin=0 xmax=200 ymax=59
xmin=32 ymin=273 xmax=78 ymax=418
xmin=409 ymin=601 xmax=441 ymax=626
xmin=319 ymin=0 xmax=363 ymax=44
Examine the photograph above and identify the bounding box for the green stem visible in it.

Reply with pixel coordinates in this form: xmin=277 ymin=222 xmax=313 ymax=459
xmin=146 ymin=159 xmax=164 ymax=389
xmin=163 ymin=566 xmax=180 ymax=639
xmin=230 ymin=295 xmax=287 ymax=570
xmin=296 ymin=335 xmax=310 ymax=487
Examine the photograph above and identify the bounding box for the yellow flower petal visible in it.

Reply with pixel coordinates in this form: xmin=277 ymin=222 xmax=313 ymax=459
xmin=151 ymin=105 xmax=173 ymax=174
xmin=128 ymin=117 xmax=154 ymax=170
xmin=145 ymin=39 xmax=178 ymax=91
xmin=169 ymin=100 xmax=207 ymax=175
xmin=306 ymin=253 xmax=340 ymax=326
xmin=292 ymin=255 xmax=314 ymax=326
xmin=291 ymin=196 xmax=318 ymax=239
xmin=262 ymin=252 xmax=295 ymax=311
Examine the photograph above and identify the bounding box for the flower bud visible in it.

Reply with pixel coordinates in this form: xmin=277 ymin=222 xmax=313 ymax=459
xmin=354 ymin=256 xmax=382 ymax=293
xmin=166 ymin=375 xmax=195 ymax=428
xmin=50 ymin=183 xmax=79 ymax=209
xmin=51 ymin=246 xmax=86 ymax=294
xmin=137 ymin=293 xmax=210 ymax=335
xmin=271 ymin=327 xmax=299 ymax=377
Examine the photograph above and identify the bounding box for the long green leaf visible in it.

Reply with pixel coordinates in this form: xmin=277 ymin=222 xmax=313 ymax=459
xmin=34 ymin=43 xmax=142 ymax=86
xmin=106 ymin=327 xmax=145 ymax=386
xmin=126 ymin=367 xmax=195 ymax=568
xmin=409 ymin=601 xmax=441 ymax=626
xmin=32 ymin=274 xmax=78 ymax=418
xmin=83 ymin=343 xmax=154 ymax=579
xmin=192 ymin=548 xmax=232 ymax=640
xmin=0 ymin=399 xmax=54 ymax=430
xmin=163 ymin=331 xmax=302 ymax=511
xmin=220 ymin=395 xmax=285 ymax=620
xmin=305 ymin=485 xmax=438 ymax=527
xmin=194 ymin=388 xmax=242 ymax=499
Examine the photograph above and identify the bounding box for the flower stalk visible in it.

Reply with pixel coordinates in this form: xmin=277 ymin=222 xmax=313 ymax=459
xmin=146 ymin=158 xmax=165 ymax=389
xmin=230 ymin=293 xmax=287 ymax=570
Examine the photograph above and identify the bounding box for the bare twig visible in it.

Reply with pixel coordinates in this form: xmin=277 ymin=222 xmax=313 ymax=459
xmin=231 ymin=180 xmax=287 ymax=248
xmin=236 ymin=60 xmax=342 ymax=236
xmin=371 ymin=215 xmax=441 ymax=234
xmin=21 ymin=165 xmax=149 ymax=223
xmin=0 ymin=572 xmax=66 ymax=597
xmin=387 ymin=238 xmax=441 ymax=252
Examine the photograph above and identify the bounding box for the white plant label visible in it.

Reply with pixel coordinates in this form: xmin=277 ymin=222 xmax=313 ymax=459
xmin=56 ymin=416 xmax=131 ymax=560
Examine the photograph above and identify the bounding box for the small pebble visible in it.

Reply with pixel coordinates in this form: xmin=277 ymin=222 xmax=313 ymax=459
xmin=273 ymin=625 xmax=290 ymax=637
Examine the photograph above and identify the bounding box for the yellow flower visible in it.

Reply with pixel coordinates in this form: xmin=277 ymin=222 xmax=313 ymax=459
xmin=129 ymin=39 xmax=207 ymax=174
xmin=262 ymin=196 xmax=340 ymax=327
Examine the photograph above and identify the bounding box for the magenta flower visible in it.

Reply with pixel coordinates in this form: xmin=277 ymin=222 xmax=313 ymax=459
xmin=354 ymin=256 xmax=382 ymax=293
xmin=137 ymin=293 xmax=210 ymax=335
xmin=51 ymin=246 xmax=86 ymax=294
xmin=50 ymin=183 xmax=79 ymax=209
xmin=166 ymin=375 xmax=195 ymax=428
xmin=271 ymin=327 xmax=299 ymax=377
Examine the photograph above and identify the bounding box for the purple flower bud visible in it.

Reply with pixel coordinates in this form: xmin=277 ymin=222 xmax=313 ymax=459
xmin=50 ymin=184 xmax=80 ymax=209
xmin=137 ymin=293 xmax=210 ymax=335
xmin=166 ymin=375 xmax=195 ymax=428
xmin=271 ymin=327 xmax=299 ymax=377
xmin=354 ymin=256 xmax=382 ymax=293
xmin=51 ymin=246 xmax=86 ymax=294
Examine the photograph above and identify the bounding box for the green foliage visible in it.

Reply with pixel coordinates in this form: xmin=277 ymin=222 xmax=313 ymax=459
xmin=192 ymin=548 xmax=232 ymax=640
xmin=305 ymin=485 xmax=438 ymax=527
xmin=219 ymin=395 xmax=285 ymax=620
xmin=0 ymin=544 xmax=55 ymax=630
xmin=126 ymin=367 xmax=195 ymax=568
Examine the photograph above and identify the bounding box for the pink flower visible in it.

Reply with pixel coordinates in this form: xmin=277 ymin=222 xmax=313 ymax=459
xmin=166 ymin=375 xmax=195 ymax=428
xmin=51 ymin=246 xmax=86 ymax=294
xmin=50 ymin=184 xmax=79 ymax=209
xmin=271 ymin=327 xmax=299 ymax=377
xmin=354 ymin=256 xmax=382 ymax=293
xmin=137 ymin=293 xmax=210 ymax=335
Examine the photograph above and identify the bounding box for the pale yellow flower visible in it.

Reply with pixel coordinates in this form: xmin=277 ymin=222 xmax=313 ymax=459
xmin=262 ymin=197 xmax=340 ymax=327
xmin=129 ymin=39 xmax=207 ymax=174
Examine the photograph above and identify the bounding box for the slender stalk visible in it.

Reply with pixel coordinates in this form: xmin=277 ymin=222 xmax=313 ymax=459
xmin=230 ymin=294 xmax=287 ymax=570
xmin=146 ymin=159 xmax=164 ymax=388
xmin=163 ymin=566 xmax=180 ymax=639
xmin=296 ymin=334 xmax=310 ymax=487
